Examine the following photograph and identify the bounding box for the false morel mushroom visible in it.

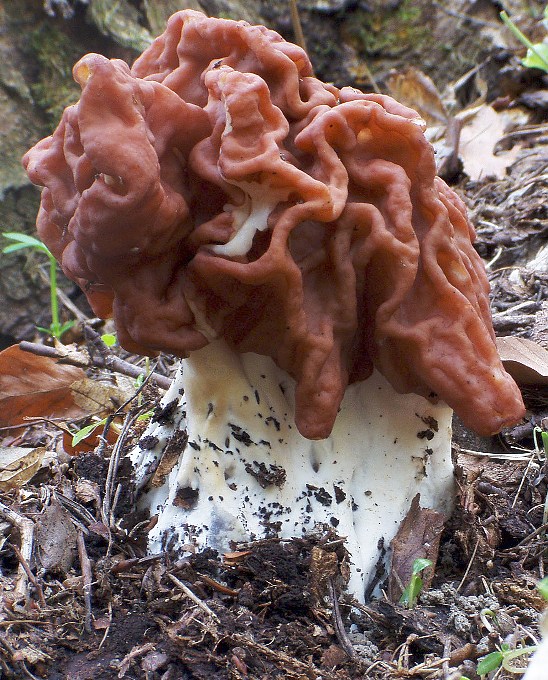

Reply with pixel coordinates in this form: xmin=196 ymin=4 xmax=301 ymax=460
xmin=23 ymin=10 xmax=524 ymax=599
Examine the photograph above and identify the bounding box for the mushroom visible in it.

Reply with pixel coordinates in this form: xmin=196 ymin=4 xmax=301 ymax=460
xmin=23 ymin=10 xmax=524 ymax=599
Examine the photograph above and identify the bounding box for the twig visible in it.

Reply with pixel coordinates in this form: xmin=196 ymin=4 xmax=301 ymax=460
xmin=10 ymin=544 xmax=46 ymax=608
xmin=456 ymin=538 xmax=479 ymax=592
xmin=357 ymin=59 xmax=381 ymax=94
xmin=77 ymin=530 xmax=93 ymax=633
xmin=18 ymin=340 xmax=171 ymax=391
xmin=102 ymin=407 xmax=145 ymax=540
xmin=432 ymin=1 xmax=498 ymax=27
xmin=168 ymin=573 xmax=219 ymax=621
xmin=513 ymin=521 xmax=548 ymax=548
xmin=229 ymin=633 xmax=343 ymax=680
xmin=328 ymin=578 xmax=356 ymax=659
xmin=0 ymin=502 xmax=35 ymax=603
xmin=110 ymin=552 xmax=166 ymax=574
xmin=0 ymin=635 xmax=42 ymax=680
xmin=492 ymin=300 xmax=539 ymax=318
xmin=289 ymin=0 xmax=309 ymax=57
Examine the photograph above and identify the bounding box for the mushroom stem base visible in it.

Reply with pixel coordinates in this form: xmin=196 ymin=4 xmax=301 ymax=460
xmin=129 ymin=340 xmax=454 ymax=601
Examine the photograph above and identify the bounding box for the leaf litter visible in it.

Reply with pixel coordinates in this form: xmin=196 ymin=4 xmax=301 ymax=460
xmin=0 ymin=14 xmax=547 ymax=680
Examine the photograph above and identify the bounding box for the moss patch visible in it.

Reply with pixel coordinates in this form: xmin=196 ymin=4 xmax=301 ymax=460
xmin=342 ymin=1 xmax=429 ymax=59
xmin=29 ymin=24 xmax=82 ymax=125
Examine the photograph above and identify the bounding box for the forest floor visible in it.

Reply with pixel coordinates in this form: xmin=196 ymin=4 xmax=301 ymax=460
xmin=0 ymin=5 xmax=547 ymax=680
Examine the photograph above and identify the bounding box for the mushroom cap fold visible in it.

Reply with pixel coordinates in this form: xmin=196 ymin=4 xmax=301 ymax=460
xmin=23 ymin=10 xmax=524 ymax=439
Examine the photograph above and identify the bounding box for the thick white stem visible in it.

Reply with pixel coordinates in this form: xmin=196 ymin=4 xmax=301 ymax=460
xmin=130 ymin=340 xmax=454 ymax=600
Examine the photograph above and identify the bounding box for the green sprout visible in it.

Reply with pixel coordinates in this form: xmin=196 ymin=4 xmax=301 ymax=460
xmin=101 ymin=332 xmax=117 ymax=347
xmin=477 ymin=642 xmax=537 ymax=677
xmin=2 ymin=232 xmax=74 ymax=340
xmin=538 ymin=576 xmax=548 ymax=601
xmin=71 ymin=418 xmax=108 ymax=447
xmin=399 ymin=558 xmax=432 ymax=608
xmin=500 ymin=7 xmax=548 ymax=73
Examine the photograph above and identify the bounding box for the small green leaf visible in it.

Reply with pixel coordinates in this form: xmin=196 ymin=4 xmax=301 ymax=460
xmin=72 ymin=418 xmax=107 ymax=446
xmin=522 ymin=42 xmax=548 ymax=72
xmin=37 ymin=320 xmax=75 ymax=340
xmin=137 ymin=410 xmax=154 ymax=422
xmin=411 ymin=558 xmax=432 ymax=575
xmin=537 ymin=576 xmax=548 ymax=600
xmin=501 ymin=645 xmax=537 ymax=672
xmin=476 ymin=650 xmax=503 ymax=676
xmin=3 ymin=243 xmax=37 ymax=254
xmin=2 ymin=232 xmax=53 ymax=256
xmin=101 ymin=333 xmax=117 ymax=347
xmin=399 ymin=558 xmax=433 ymax=607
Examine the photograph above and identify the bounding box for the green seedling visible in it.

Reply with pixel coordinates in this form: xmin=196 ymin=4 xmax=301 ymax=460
xmin=500 ymin=7 xmax=548 ymax=74
xmin=399 ymin=558 xmax=432 ymax=608
xmin=537 ymin=576 xmax=548 ymax=601
xmin=533 ymin=426 xmax=548 ymax=457
xmin=101 ymin=333 xmax=117 ymax=347
xmin=477 ymin=641 xmax=537 ymax=677
xmin=71 ymin=418 xmax=108 ymax=447
xmin=2 ymin=232 xmax=74 ymax=340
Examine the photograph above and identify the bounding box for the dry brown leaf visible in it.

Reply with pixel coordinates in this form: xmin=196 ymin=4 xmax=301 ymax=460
xmin=70 ymin=377 xmax=133 ymax=412
xmin=0 ymin=345 xmax=88 ymax=427
xmin=74 ymin=479 xmax=101 ymax=505
xmin=386 ymin=66 xmax=448 ymax=126
xmin=496 ymin=336 xmax=548 ymax=385
xmin=0 ymin=446 xmax=46 ymax=490
xmin=35 ymin=500 xmax=78 ymax=574
xmin=457 ymin=104 xmax=526 ymax=180
xmin=388 ymin=494 xmax=445 ymax=602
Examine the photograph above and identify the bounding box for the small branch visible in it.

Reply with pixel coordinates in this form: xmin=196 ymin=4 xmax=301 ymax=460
xmin=0 ymin=502 xmax=35 ymax=603
xmin=456 ymin=538 xmax=479 ymax=593
xmin=10 ymin=544 xmax=46 ymax=608
xmin=289 ymin=0 xmax=309 ymax=57
xmin=102 ymin=408 xmax=145 ymax=539
xmin=328 ymin=578 xmax=356 ymax=659
xmin=168 ymin=573 xmax=219 ymax=621
xmin=77 ymin=530 xmax=93 ymax=633
xmin=18 ymin=340 xmax=171 ymax=391
xmin=358 ymin=59 xmax=381 ymax=94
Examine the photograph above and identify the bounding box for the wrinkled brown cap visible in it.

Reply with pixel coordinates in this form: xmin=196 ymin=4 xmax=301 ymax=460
xmin=23 ymin=10 xmax=524 ymax=439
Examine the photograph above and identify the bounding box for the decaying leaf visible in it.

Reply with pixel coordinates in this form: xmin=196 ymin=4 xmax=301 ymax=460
xmin=457 ymin=104 xmax=527 ymax=180
xmin=388 ymin=495 xmax=445 ymax=602
xmin=496 ymin=336 xmax=548 ymax=385
xmin=0 ymin=345 xmax=88 ymax=427
xmin=310 ymin=545 xmax=339 ymax=602
xmin=0 ymin=446 xmax=46 ymax=491
xmin=70 ymin=377 xmax=133 ymax=412
xmin=386 ymin=66 xmax=449 ymax=126
xmin=35 ymin=499 xmax=78 ymax=574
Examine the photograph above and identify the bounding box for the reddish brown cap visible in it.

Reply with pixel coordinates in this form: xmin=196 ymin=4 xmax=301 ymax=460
xmin=23 ymin=11 xmax=524 ymax=439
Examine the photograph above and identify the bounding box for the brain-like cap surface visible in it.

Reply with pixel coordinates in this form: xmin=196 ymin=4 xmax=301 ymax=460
xmin=23 ymin=10 xmax=524 ymax=439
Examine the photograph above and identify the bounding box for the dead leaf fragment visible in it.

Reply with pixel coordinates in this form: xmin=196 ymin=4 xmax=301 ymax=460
xmin=35 ymin=500 xmax=78 ymax=574
xmin=496 ymin=336 xmax=548 ymax=385
xmin=386 ymin=66 xmax=449 ymax=126
xmin=458 ymin=104 xmax=527 ymax=180
xmin=388 ymin=494 xmax=445 ymax=602
xmin=0 ymin=446 xmax=46 ymax=490
xmin=0 ymin=345 xmax=88 ymax=427
xmin=70 ymin=377 xmax=132 ymax=412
